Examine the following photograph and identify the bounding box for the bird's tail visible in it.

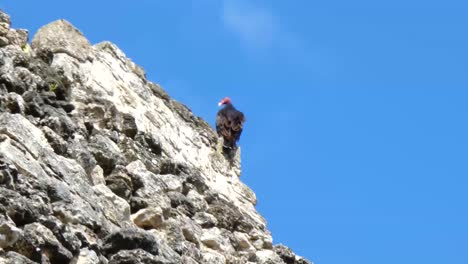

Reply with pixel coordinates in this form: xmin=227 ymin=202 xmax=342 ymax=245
xmin=222 ymin=140 xmax=237 ymax=159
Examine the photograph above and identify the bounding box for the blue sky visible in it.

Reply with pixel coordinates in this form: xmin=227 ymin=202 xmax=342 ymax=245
xmin=3 ymin=1 xmax=468 ymax=263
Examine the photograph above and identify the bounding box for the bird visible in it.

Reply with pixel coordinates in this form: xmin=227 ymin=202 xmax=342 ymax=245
xmin=216 ymin=97 xmax=245 ymax=154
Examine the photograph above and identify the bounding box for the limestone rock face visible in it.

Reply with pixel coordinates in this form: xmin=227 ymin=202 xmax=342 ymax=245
xmin=0 ymin=9 xmax=312 ymax=264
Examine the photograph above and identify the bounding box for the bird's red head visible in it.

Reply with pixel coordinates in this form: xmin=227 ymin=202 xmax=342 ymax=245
xmin=218 ymin=97 xmax=232 ymax=106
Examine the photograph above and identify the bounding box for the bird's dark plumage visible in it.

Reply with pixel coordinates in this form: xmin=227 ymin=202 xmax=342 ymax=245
xmin=216 ymin=97 xmax=245 ymax=150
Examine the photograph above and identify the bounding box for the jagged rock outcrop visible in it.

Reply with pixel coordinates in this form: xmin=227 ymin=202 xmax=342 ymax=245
xmin=0 ymin=9 xmax=311 ymax=264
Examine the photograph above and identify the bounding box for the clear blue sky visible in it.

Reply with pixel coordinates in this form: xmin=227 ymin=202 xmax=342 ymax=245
xmin=3 ymin=1 xmax=468 ymax=263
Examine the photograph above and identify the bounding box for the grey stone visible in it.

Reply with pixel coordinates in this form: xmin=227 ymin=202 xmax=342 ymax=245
xmin=13 ymin=223 xmax=73 ymax=263
xmin=255 ymin=250 xmax=286 ymax=264
xmin=0 ymin=10 xmax=10 ymax=25
xmin=250 ymin=229 xmax=273 ymax=250
xmin=89 ymin=134 xmax=125 ymax=175
xmin=180 ymin=256 xmax=198 ymax=264
xmin=167 ymin=191 xmax=197 ymax=217
xmin=40 ymin=106 xmax=78 ymax=139
xmin=131 ymin=207 xmax=164 ymax=229
xmin=206 ymin=194 xmax=254 ymax=233
xmin=0 ymin=36 xmax=8 ymax=47
xmin=11 ymin=47 xmax=30 ymax=67
xmin=39 ymin=215 xmax=82 ymax=255
xmin=6 ymin=29 xmax=28 ymax=47
xmin=126 ymin=161 xmax=171 ymax=210
xmin=111 ymin=112 xmax=138 ymax=139
xmin=0 ymin=66 xmax=39 ymax=95
xmin=274 ymin=244 xmax=295 ymax=264
xmin=161 ymin=219 xmax=185 ymax=255
xmin=31 ymin=19 xmax=92 ymax=62
xmin=135 ymin=132 xmax=163 ymax=156
xmin=296 ymin=257 xmax=313 ymax=264
xmin=0 ymin=157 xmax=18 ymax=188
xmin=193 ymin=212 xmax=218 ymax=229
xmin=71 ymin=248 xmax=100 ymax=264
xmin=0 ymin=214 xmax=21 ymax=248
xmin=95 ymin=41 xmax=146 ymax=80
xmin=200 ymin=227 xmax=223 ymax=250
xmin=185 ymin=189 xmax=208 ymax=212
xmin=102 ymin=228 xmax=159 ymax=257
xmin=67 ymin=138 xmax=97 ymax=176
xmin=0 ymin=187 xmax=51 ymax=227
xmin=238 ymin=181 xmax=257 ymax=205
xmin=181 ymin=220 xmax=202 ymax=246
xmin=2 ymin=92 xmax=27 ymax=115
xmin=233 ymin=231 xmax=253 ymax=251
xmin=90 ymin=165 xmax=106 ymax=186
xmin=105 ymin=167 xmax=133 ymax=200
xmin=51 ymin=200 xmax=105 ymax=233
xmin=199 ymin=227 xmax=235 ymax=254
xmin=0 ymin=251 xmax=37 ymax=264
xmin=147 ymin=231 xmax=181 ymax=263
xmin=93 ymin=184 xmax=131 ymax=227
xmin=108 ymin=249 xmax=169 ymax=264
xmin=22 ymin=91 xmax=45 ymax=117
xmin=200 ymin=250 xmax=226 ymax=264
xmin=42 ymin=126 xmax=68 ymax=154
xmin=180 ymin=242 xmax=202 ymax=262
xmin=157 ymin=174 xmax=183 ymax=192
xmin=0 ymin=22 xmax=10 ymax=37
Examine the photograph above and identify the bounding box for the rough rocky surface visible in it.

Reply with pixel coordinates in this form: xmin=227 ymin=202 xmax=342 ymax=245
xmin=0 ymin=9 xmax=312 ymax=264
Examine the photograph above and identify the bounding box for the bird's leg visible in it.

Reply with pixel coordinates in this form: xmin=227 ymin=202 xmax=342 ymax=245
xmin=223 ymin=143 xmax=233 ymax=149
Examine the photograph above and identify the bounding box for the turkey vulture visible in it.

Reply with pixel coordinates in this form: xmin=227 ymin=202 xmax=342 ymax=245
xmin=216 ymin=97 xmax=245 ymax=151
